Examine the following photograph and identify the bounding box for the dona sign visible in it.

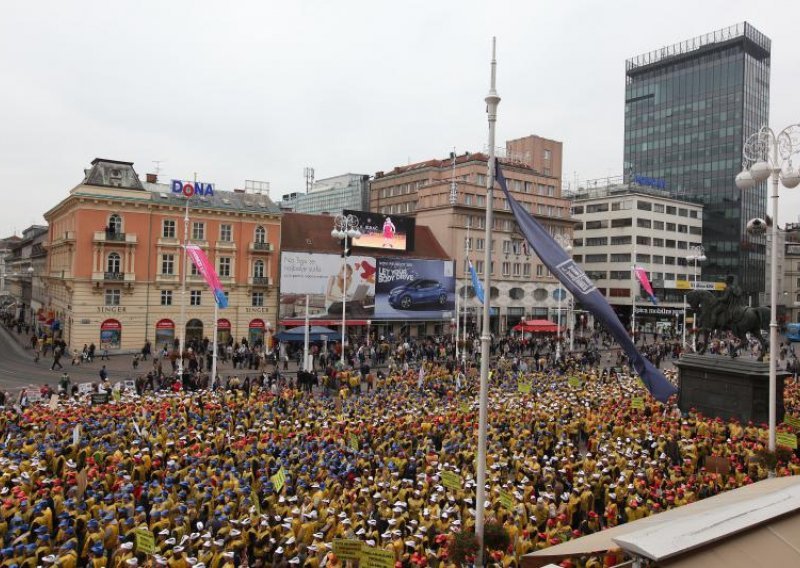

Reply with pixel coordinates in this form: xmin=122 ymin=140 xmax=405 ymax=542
xmin=171 ymin=179 xmax=215 ymax=197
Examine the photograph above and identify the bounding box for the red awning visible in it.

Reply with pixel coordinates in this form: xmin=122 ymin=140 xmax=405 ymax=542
xmin=279 ymin=319 xmax=369 ymax=327
xmin=512 ymin=319 xmax=561 ymax=333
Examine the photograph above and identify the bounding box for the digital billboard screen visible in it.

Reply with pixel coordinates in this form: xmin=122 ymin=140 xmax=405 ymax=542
xmin=374 ymin=259 xmax=455 ymax=320
xmin=343 ymin=210 xmax=416 ymax=252
xmin=279 ymin=252 xmax=376 ymax=320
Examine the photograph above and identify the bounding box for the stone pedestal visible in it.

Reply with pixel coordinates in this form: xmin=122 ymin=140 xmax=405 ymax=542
xmin=675 ymin=354 xmax=788 ymax=423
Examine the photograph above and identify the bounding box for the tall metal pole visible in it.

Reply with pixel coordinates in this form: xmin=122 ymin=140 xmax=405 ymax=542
xmin=452 ymin=147 xmax=460 ymax=362
xmin=475 ymin=37 xmax=500 ymax=568
xmin=568 ymin=293 xmax=574 ymax=352
xmin=178 ymin=190 xmax=190 ymax=376
xmin=211 ymin=298 xmax=218 ymax=384
xmin=767 ymin=164 xmax=779 ymax=452
xmin=303 ymin=294 xmax=311 ymax=370
xmin=631 ymin=238 xmax=637 ymax=344
xmin=341 ymin=243 xmax=347 ymax=367
xmin=462 ymin=221 xmax=471 ymax=368
xmin=556 ymin=288 xmax=562 ymax=360
xmin=682 ymin=294 xmax=687 ymax=351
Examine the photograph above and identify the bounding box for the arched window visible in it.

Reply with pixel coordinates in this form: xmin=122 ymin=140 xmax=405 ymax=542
xmin=107 ymin=252 xmax=121 ymax=274
xmin=108 ymin=214 xmax=122 ymax=234
xmin=253 ymin=260 xmax=265 ymax=278
xmin=254 ymin=226 xmax=266 ymax=244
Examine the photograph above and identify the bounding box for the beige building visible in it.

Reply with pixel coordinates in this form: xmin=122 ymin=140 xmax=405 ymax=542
xmin=44 ymin=159 xmax=281 ymax=353
xmin=370 ymin=135 xmax=573 ymax=333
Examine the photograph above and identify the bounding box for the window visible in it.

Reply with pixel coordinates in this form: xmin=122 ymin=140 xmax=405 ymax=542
xmin=636 ymin=254 xmax=651 ymax=263
xmin=585 ymin=220 xmax=609 ymax=230
xmin=586 ymin=254 xmax=608 ymax=263
xmin=652 ymin=238 xmax=664 ymax=247
xmin=220 ymin=224 xmax=232 ymax=242
xmin=637 ymin=200 xmax=652 ymax=211
xmin=536 ymin=265 xmax=544 ymax=277
xmin=107 ymin=214 xmax=122 ymax=234
xmin=252 ymin=292 xmax=264 ymax=307
xmin=218 ymin=257 xmax=231 ymax=277
xmin=586 ymin=237 xmax=608 ymax=247
xmin=572 ymin=205 xmax=584 ymax=214
xmin=610 ymin=235 xmax=632 ymax=245
xmin=513 ymin=263 xmax=521 ymax=277
xmin=502 ymin=241 xmax=512 ymax=254
xmin=677 ymin=241 xmax=688 ymax=250
xmin=666 ymin=206 xmax=677 ymax=215
xmin=666 ymin=239 xmax=676 ymax=248
xmin=192 ymin=222 xmax=205 ymax=240
xmin=544 ymin=149 xmax=551 ymax=160
xmin=476 ymin=261 xmax=484 ymax=274
xmin=477 ymin=195 xmax=485 ymax=206
xmin=653 ymin=220 xmax=665 ymax=230
xmin=610 ymin=271 xmax=631 ymax=280
xmin=162 ymin=220 xmax=176 ymax=238
xmin=190 ymin=290 xmax=202 ymax=306
xmin=678 ymin=224 xmax=688 ymax=234
xmin=161 ymin=254 xmax=175 ymax=275
xmin=664 ymin=256 xmax=676 ymax=265
xmin=637 ymin=218 xmax=652 ymax=229
xmin=465 ymin=194 xmax=472 ymax=206
xmin=612 ymin=199 xmax=632 ymax=211
xmin=689 ymin=210 xmax=699 ymax=219
xmin=653 ymin=203 xmax=665 ymax=213
xmin=107 ymin=252 xmax=121 ymax=274
xmin=610 ymin=253 xmax=631 ymax=263
xmin=161 ymin=290 xmax=173 ymax=306
xmin=523 ymin=264 xmax=531 ymax=277
xmin=191 ymin=263 xmax=200 ymax=276
xmin=636 ymin=236 xmax=651 ymax=246
xmin=611 ymin=218 xmax=632 ymax=228
xmin=679 ymin=208 xmax=688 ymax=217
xmin=104 ymin=289 xmax=121 ymax=306
xmin=666 ymin=222 xmax=676 ymax=231
xmin=690 ymin=226 xmax=702 ymax=235
xmin=587 ymin=203 xmax=609 ymax=213
xmin=502 ymin=262 xmax=510 ymax=276
xmin=609 ymin=288 xmax=631 ymax=297
xmin=587 ymin=271 xmax=607 ymax=280
xmin=573 ymin=255 xmax=583 ymax=263
xmin=475 ymin=238 xmax=485 ymax=251
xmin=253 ymin=260 xmax=265 ymax=278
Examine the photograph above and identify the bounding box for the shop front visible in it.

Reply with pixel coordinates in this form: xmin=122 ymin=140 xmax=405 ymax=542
xmin=217 ymin=318 xmax=231 ymax=345
xmin=155 ymin=319 xmax=175 ymax=351
xmin=186 ymin=319 xmax=204 ymax=343
xmin=100 ymin=319 xmax=122 ymax=351
xmin=249 ymin=319 xmax=265 ymax=347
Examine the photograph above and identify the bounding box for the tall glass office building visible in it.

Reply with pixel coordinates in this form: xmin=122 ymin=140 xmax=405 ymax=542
xmin=624 ymin=22 xmax=770 ymax=296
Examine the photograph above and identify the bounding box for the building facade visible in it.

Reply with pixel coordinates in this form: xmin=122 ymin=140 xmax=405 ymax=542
xmin=624 ymin=22 xmax=770 ymax=296
xmin=5 ymin=226 xmax=48 ymax=326
xmin=280 ymin=173 xmax=370 ymax=215
xmin=370 ymin=135 xmax=574 ymax=333
xmin=0 ymin=235 xmax=21 ymax=299
xmin=44 ymin=159 xmax=282 ymax=353
xmin=570 ymin=181 xmax=704 ymax=331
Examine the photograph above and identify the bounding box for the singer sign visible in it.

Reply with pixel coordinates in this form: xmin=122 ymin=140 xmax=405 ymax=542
xmin=171 ymin=179 xmax=215 ymax=197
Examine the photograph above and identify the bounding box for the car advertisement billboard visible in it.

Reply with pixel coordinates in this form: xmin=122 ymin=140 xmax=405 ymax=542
xmin=375 ymin=259 xmax=455 ymax=320
xmin=279 ymin=252 xmax=376 ymax=319
xmin=343 ymin=210 xmax=416 ymax=252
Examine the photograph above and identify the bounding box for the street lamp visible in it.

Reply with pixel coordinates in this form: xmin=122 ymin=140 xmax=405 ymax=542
xmin=735 ymin=123 xmax=800 ymax=453
xmin=686 ymin=244 xmax=706 ymax=352
xmin=553 ymin=234 xmax=573 ymax=360
xmin=331 ymin=213 xmax=362 ymax=367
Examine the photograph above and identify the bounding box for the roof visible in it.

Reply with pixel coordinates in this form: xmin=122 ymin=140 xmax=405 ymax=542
xmin=280 ymin=212 xmax=450 ymax=260
xmin=376 ymin=153 xmax=549 ymax=180
xmin=82 ymin=158 xmax=144 ymax=190
xmin=523 ymin=475 xmax=800 ymax=568
xmin=143 ymin=183 xmax=282 ymax=215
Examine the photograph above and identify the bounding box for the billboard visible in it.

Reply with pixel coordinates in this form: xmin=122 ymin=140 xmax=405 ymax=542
xmin=343 ymin=210 xmax=416 ymax=252
xmin=280 ymin=252 xmax=376 ymax=319
xmin=375 ymin=259 xmax=455 ymax=320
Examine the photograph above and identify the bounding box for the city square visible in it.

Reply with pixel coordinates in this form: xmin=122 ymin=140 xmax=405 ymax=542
xmin=2 ymin=2 xmax=800 ymax=567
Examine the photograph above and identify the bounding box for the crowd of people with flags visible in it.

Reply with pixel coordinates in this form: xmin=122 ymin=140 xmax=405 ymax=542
xmin=1 ymin=348 xmax=799 ymax=568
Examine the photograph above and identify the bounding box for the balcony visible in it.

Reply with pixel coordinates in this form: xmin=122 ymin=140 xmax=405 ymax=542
xmin=92 ymin=271 xmax=135 ymax=284
xmin=249 ymin=276 xmax=273 ymax=287
xmin=156 ymin=273 xmax=179 ymax=284
xmin=249 ymin=241 xmax=274 ymax=253
xmin=215 ymin=240 xmax=236 ymax=251
xmin=157 ymin=236 xmax=180 ymax=247
xmin=93 ymin=231 xmax=137 ymax=245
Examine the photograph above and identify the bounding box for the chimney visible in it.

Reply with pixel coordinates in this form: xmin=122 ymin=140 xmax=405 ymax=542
xmin=146 ymin=173 xmax=158 ymax=184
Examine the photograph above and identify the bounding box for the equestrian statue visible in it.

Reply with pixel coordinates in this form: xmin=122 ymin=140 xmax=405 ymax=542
xmin=685 ymin=275 xmax=770 ymax=359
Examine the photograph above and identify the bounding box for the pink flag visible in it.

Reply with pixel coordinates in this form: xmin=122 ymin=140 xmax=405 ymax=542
xmin=186 ymin=245 xmax=228 ymax=307
xmin=633 ymin=266 xmax=658 ymax=305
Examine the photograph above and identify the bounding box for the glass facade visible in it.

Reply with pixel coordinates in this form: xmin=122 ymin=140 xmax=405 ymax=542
xmin=624 ymin=23 xmax=770 ymax=296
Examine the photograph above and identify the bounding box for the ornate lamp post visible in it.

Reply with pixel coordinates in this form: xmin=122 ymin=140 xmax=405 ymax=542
xmin=735 ymin=123 xmax=800 ymax=452
xmin=686 ymin=244 xmax=706 ymax=351
xmin=331 ymin=213 xmax=362 ymax=367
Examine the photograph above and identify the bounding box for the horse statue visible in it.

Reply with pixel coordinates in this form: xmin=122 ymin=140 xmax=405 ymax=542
xmin=685 ymin=289 xmax=770 ymax=359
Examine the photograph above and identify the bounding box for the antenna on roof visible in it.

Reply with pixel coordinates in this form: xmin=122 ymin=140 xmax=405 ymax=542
xmin=304 ymin=167 xmax=315 ymax=194
xmin=152 ymin=160 xmax=165 ymax=180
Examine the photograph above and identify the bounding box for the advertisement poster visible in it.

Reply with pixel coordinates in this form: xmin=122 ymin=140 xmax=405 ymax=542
xmin=280 ymin=252 xmax=376 ymax=319
xmin=100 ymin=319 xmax=121 ymax=350
xmin=343 ymin=210 xmax=415 ymax=252
xmin=374 ymin=259 xmax=455 ymax=319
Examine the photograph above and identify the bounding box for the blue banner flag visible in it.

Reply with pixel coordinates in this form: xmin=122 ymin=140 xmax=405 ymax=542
xmin=469 ymin=260 xmax=485 ymax=304
xmin=495 ymin=162 xmax=677 ymax=403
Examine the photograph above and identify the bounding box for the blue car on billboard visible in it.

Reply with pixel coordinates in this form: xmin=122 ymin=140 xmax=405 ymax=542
xmin=388 ymin=279 xmax=448 ymax=310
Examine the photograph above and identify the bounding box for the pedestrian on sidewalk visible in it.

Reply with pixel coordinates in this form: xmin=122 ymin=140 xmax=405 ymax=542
xmin=50 ymin=346 xmax=63 ymax=371
xmin=99 ymin=365 xmax=108 ymax=382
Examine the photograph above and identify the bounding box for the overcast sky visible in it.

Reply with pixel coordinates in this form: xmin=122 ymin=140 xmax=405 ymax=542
xmin=2 ymin=0 xmax=799 ymax=233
